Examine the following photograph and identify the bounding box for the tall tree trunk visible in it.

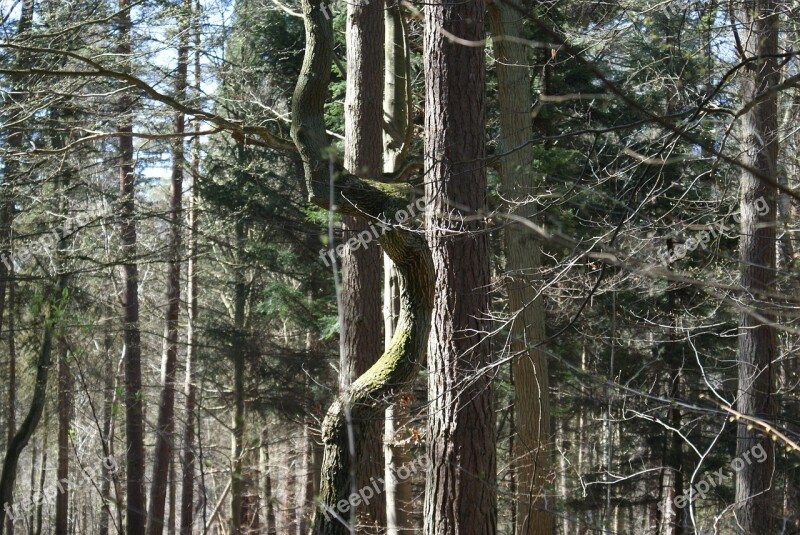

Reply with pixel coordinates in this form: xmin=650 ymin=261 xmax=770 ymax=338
xmin=735 ymin=1 xmax=780 ymax=532
xmin=423 ymin=0 xmax=495 ymax=532
xmin=231 ymin=217 xmax=248 ymax=535
xmin=297 ymin=424 xmax=313 ymax=535
xmin=117 ymin=0 xmax=147 ymax=531
xmin=487 ymin=2 xmax=552 ymax=533
xmin=180 ymin=3 xmax=202 ymax=531
xmin=382 ymin=3 xmax=413 ymax=531
xmin=383 ymin=259 xmax=412 ymax=535
xmin=56 ymin=339 xmax=71 ymax=535
xmin=382 ymin=0 xmax=412 ymax=174
xmin=341 ymin=0 xmax=385 ymax=527
xmin=146 ymin=2 xmax=189 ymax=531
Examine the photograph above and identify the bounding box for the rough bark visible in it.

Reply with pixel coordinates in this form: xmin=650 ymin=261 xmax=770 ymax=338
xmin=341 ymin=0 xmax=386 ymax=528
xmin=116 ymin=0 xmax=147 ymax=531
xmin=488 ymin=2 xmax=552 ymax=533
xmin=422 ymin=0 xmax=496 ymax=532
xmin=735 ymin=1 xmax=780 ymax=532
xmin=146 ymin=3 xmax=189 ymax=531
xmin=290 ymin=0 xmax=434 ymax=532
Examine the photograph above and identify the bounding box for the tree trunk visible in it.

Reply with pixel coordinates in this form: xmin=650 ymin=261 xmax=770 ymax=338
xmin=180 ymin=3 xmax=201 ymax=531
xmin=56 ymin=339 xmax=72 ymax=535
xmin=0 ymin=5 xmax=32 ymax=531
xmin=384 ymin=258 xmax=412 ymax=535
xmin=290 ymin=0 xmax=434 ymax=532
xmin=735 ymin=1 xmax=780 ymax=532
xmin=382 ymin=0 xmax=412 ymax=174
xmin=4 ymin=270 xmax=15 ymax=535
xmin=260 ymin=426 xmax=277 ymax=535
xmin=146 ymin=2 xmax=189 ymax=531
xmin=100 ymin=331 xmax=115 ymax=535
xmin=0 ymin=287 xmax=62 ymax=533
xmin=117 ymin=0 xmax=147 ymax=531
xmin=423 ymin=0 xmax=495 ymax=531
xmin=487 ymin=2 xmax=552 ymax=533
xmin=231 ymin=217 xmax=248 ymax=535
xmin=297 ymin=424 xmax=314 ymax=535
xmin=341 ymin=0 xmax=386 ymax=527
xmin=34 ymin=446 xmax=46 ymax=535
xmin=382 ymin=3 xmax=414 ymax=531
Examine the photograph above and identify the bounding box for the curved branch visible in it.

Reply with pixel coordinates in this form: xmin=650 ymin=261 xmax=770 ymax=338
xmin=288 ymin=0 xmax=433 ymax=533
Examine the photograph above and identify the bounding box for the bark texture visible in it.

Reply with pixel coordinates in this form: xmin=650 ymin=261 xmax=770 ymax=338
xmin=423 ymin=0 xmax=496 ymax=532
xmin=341 ymin=0 xmax=386 ymax=529
xmin=291 ymin=3 xmax=434 ymax=533
xmin=488 ymin=2 xmax=553 ymax=533
xmin=735 ymin=1 xmax=780 ymax=532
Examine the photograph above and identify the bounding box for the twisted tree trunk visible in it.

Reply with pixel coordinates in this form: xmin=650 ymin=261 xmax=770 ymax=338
xmin=290 ymin=3 xmax=434 ymax=534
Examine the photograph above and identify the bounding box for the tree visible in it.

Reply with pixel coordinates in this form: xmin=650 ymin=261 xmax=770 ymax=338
xmin=146 ymin=1 xmax=190 ymax=531
xmin=116 ymin=0 xmax=147 ymax=530
xmin=180 ymin=4 xmax=202 ymax=532
xmin=735 ymin=0 xmax=780 ymax=531
xmin=341 ymin=0 xmax=386 ymax=528
xmin=422 ymin=0 xmax=496 ymax=531
xmin=488 ymin=2 xmax=553 ymax=533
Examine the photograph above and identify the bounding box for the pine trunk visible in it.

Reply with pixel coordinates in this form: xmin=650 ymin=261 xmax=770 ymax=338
xmin=117 ymin=0 xmax=147 ymax=530
xmin=341 ymin=0 xmax=386 ymax=527
xmin=735 ymin=1 xmax=780 ymax=532
xmin=146 ymin=2 xmax=189 ymax=529
xmin=423 ymin=0 xmax=495 ymax=531
xmin=488 ymin=2 xmax=553 ymax=532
